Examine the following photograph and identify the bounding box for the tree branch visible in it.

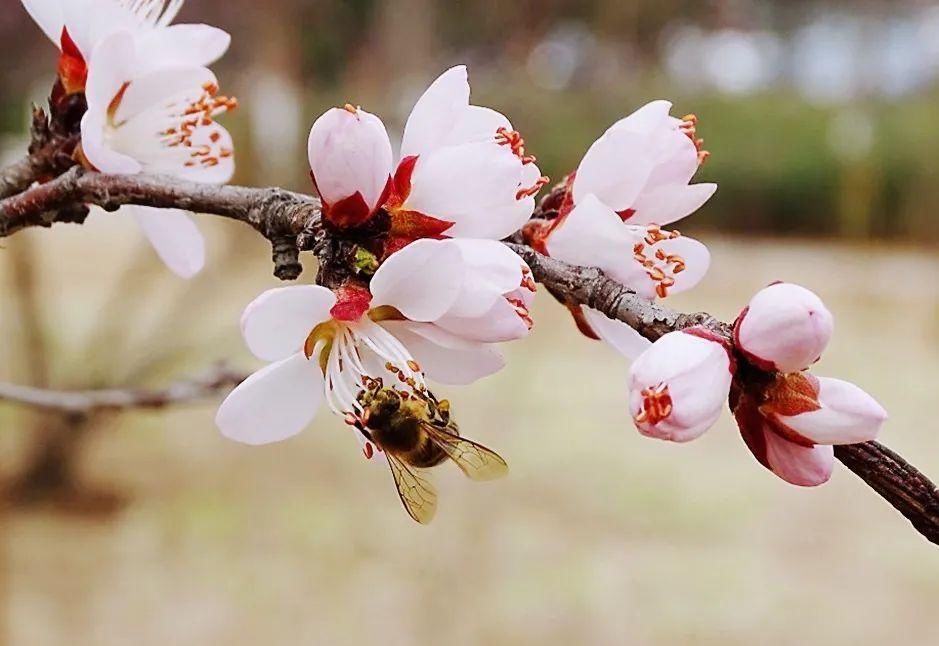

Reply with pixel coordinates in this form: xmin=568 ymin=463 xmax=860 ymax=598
xmin=1 ymin=170 xmax=936 ymax=544
xmin=0 ymin=168 xmax=321 ymax=279
xmin=0 ymin=364 xmax=248 ymax=414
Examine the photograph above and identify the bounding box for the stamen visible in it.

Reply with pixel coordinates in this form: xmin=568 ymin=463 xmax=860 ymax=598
xmin=342 ymin=103 xmax=359 ymax=114
xmin=495 ymin=127 xmax=537 ymax=165
xmin=635 ymin=383 xmax=673 ymax=425
xmin=633 ymin=226 xmax=686 ymax=298
xmin=159 ymin=82 xmax=238 ymax=173
xmin=520 ymin=265 xmax=537 ymax=292
xmin=680 ymin=114 xmax=709 ymax=167
xmin=507 ymin=297 xmax=534 ymax=330
xmin=516 ymin=175 xmax=550 ymax=200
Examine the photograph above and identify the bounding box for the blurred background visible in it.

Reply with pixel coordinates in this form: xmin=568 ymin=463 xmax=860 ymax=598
xmin=1 ymin=0 xmax=938 ymax=644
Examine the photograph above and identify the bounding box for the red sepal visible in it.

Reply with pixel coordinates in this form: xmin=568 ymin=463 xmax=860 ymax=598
xmin=58 ymin=28 xmax=87 ymax=95
xmin=566 ymin=304 xmax=601 ymax=341
xmin=617 ymin=208 xmax=636 ymax=222
xmin=330 ymin=283 xmax=373 ymax=322
xmin=734 ymin=394 xmax=771 ymax=470
xmin=387 ymin=209 xmax=453 ymax=247
xmin=387 ymin=155 xmax=418 ymax=209
xmin=323 ymin=191 xmax=374 ymax=230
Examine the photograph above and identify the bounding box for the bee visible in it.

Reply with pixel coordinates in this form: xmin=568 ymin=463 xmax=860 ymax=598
xmin=348 ymin=376 xmax=508 ymax=524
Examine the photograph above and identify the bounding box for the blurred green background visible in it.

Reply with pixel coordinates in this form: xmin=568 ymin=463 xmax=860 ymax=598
xmin=1 ymin=1 xmax=939 ymax=644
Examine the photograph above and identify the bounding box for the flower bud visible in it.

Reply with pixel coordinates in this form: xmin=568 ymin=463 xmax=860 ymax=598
xmin=628 ymin=328 xmax=734 ymax=442
xmin=307 ymin=106 xmax=393 ymax=228
xmin=765 ymin=375 xmax=888 ymax=445
xmin=734 ymin=283 xmax=834 ymax=373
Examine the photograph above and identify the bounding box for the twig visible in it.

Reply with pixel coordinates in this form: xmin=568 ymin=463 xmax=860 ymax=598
xmin=1 ymin=171 xmax=937 ymax=544
xmin=0 ymin=168 xmax=321 ymax=279
xmin=0 ymin=365 xmax=248 ymax=414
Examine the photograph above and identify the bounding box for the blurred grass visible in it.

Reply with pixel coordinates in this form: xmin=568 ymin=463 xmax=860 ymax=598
xmin=1 ymin=223 xmax=937 ymax=645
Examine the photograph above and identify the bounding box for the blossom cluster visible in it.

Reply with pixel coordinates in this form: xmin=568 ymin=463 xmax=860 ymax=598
xmin=24 ymin=0 xmax=236 ymax=277
xmin=20 ymin=1 xmax=889 ymax=520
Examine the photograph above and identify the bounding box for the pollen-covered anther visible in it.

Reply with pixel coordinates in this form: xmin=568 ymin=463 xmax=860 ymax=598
xmin=342 ymin=103 xmax=360 ymax=115
xmin=635 ymin=383 xmax=673 ymax=425
xmin=507 ymin=297 xmax=534 ymax=330
xmin=520 ymin=267 xmax=537 ymax=292
xmin=362 ymin=442 xmax=375 ymax=460
xmin=495 ymin=127 xmax=537 ymax=165
xmin=679 ymin=113 xmax=709 ymax=166
xmin=516 ymin=175 xmax=550 ymax=200
xmin=634 ymin=241 xmax=687 ymax=298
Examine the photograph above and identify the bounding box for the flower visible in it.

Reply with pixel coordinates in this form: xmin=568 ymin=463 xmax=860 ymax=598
xmin=216 ymin=238 xmax=534 ymax=446
xmin=533 ymin=101 xmax=717 ymax=358
xmin=22 ymin=0 xmax=230 ymax=93
xmin=734 ymin=282 xmax=834 ymax=373
xmin=79 ymin=32 xmax=236 ymax=277
xmin=307 ymin=65 xmax=547 ymax=242
xmin=731 ymin=284 xmax=888 ymax=486
xmin=627 ymin=328 xmax=734 ymax=442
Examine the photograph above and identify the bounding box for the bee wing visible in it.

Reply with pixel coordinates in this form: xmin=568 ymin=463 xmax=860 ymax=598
xmin=423 ymin=423 xmax=509 ymax=481
xmin=385 ymin=452 xmax=438 ymax=524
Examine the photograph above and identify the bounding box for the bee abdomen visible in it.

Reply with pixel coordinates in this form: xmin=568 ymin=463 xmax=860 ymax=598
xmin=405 ymin=436 xmax=447 ymax=468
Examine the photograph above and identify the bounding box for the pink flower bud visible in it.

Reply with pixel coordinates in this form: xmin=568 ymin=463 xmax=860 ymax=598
xmin=766 ymin=375 xmax=888 ymax=445
xmin=734 ymin=283 xmax=834 ymax=373
xmin=628 ymin=329 xmax=733 ymax=442
xmin=307 ymin=105 xmax=393 ymax=228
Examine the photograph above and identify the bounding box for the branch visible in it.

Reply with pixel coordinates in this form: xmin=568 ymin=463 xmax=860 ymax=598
xmin=2 ymin=171 xmax=937 ymax=544
xmin=0 ymin=168 xmax=321 ymax=280
xmin=0 ymin=364 xmax=248 ymax=414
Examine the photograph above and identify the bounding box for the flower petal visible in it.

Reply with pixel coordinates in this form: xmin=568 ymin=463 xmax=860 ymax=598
xmin=369 ymin=238 xmax=465 ymax=322
xmin=434 ymin=296 xmax=531 ymax=343
xmin=129 ymin=206 xmax=204 ymax=278
xmin=404 ymin=141 xmax=531 ymax=240
xmin=307 ymin=106 xmax=393 ymax=211
xmin=136 ymin=23 xmax=231 ymax=71
xmin=627 ymin=182 xmax=717 ymax=227
xmin=582 ymin=307 xmax=651 ymax=359
xmin=83 ymin=30 xmax=136 ymax=110
xmin=80 ymin=108 xmax=142 ymax=174
xmin=572 ymin=128 xmax=657 ymax=211
xmin=608 ymin=100 xmax=674 ymax=135
xmin=624 ymin=235 xmax=711 ymax=300
xmin=545 ymin=193 xmax=639 ymax=277
xmin=22 ymin=0 xmax=65 ymax=47
xmin=400 ymin=65 xmax=470 ymax=158
xmin=763 ymin=431 xmax=834 ymax=487
xmin=776 ymin=377 xmax=887 ymax=445
xmin=735 ymin=282 xmax=834 ymax=373
xmin=241 ymin=285 xmax=337 ymax=362
xmin=380 ymin=320 xmax=505 ymax=385
xmin=216 ymin=353 xmax=324 ymax=445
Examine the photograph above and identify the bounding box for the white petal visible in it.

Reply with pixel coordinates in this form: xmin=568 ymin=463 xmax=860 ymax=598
xmin=79 ymin=108 xmax=142 ymax=174
xmin=216 ymin=353 xmax=324 ymax=446
xmin=22 ymin=0 xmax=65 ymax=47
xmin=241 ymin=285 xmax=337 ymax=362
xmin=130 ymin=206 xmax=204 ymax=278
xmin=627 ymin=182 xmax=717 ymax=227
xmin=442 ymin=239 xmax=526 ymax=319
xmin=380 ymin=321 xmax=505 ymax=385
xmin=545 ymin=193 xmax=639 ymax=276
xmin=83 ymin=31 xmax=136 ymax=110
xmin=369 ymin=239 xmax=465 ymax=322
xmin=778 ymin=377 xmax=887 ymax=445
xmin=608 ymin=100 xmax=674 ymax=135
xmin=582 ymin=307 xmax=651 ymax=359
xmin=113 ymin=66 xmax=218 ymax=123
xmin=447 ymin=105 xmax=512 ymax=147
xmin=434 ymin=296 xmax=530 ymax=343
xmin=573 ymin=128 xmax=657 ymax=211
xmin=307 ymin=106 xmax=392 ymax=210
xmin=135 ymin=23 xmax=231 ymax=71
xmin=764 ymin=432 xmax=834 ymax=487
xmin=736 ymin=283 xmax=834 ymax=373
xmin=404 ymin=141 xmax=530 ymax=240
xmin=624 ymin=235 xmax=711 ymax=300
xmin=62 ymin=0 xmax=135 ymax=60
xmin=400 ymin=65 xmax=470 ymax=158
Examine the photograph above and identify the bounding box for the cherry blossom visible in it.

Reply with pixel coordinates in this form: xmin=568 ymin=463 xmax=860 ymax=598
xmin=628 ymin=328 xmax=735 ymax=442
xmin=216 ymin=238 xmax=535 ymax=446
xmin=79 ymin=32 xmax=236 ymax=277
xmin=732 ymin=283 xmax=887 ymax=486
xmin=307 ymin=65 xmax=547 ymax=242
xmin=734 ymin=282 xmax=834 ymax=373
xmin=532 ymin=101 xmax=717 ymax=359
xmin=22 ymin=0 xmax=230 ymax=93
